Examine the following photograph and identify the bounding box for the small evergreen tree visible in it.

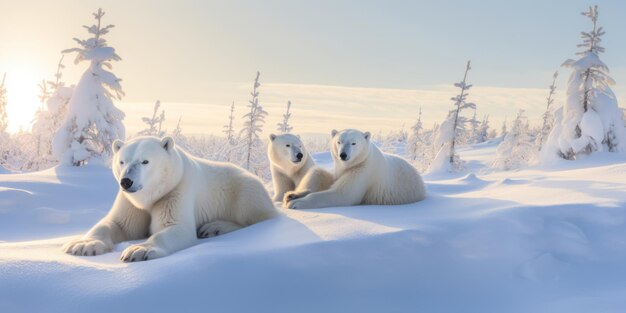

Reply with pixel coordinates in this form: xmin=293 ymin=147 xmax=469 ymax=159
xmin=429 ymin=61 xmax=475 ymax=173
xmin=138 ymin=100 xmax=166 ymax=137
xmin=32 ymin=80 xmax=50 ymax=164
xmin=31 ymin=55 xmax=73 ymax=169
xmin=277 ymin=100 xmax=293 ymax=134
xmin=407 ymin=107 xmax=423 ymax=161
xmin=222 ymin=102 xmax=238 ymax=163
xmin=476 ymin=114 xmax=490 ymax=144
xmin=170 ymin=116 xmax=189 ymax=149
xmin=223 ymin=101 xmax=236 ymax=145
xmin=536 ymin=71 xmax=558 ymax=151
xmin=239 ymin=71 xmax=268 ymax=175
xmin=500 ymin=118 xmax=508 ymax=137
xmin=171 ymin=117 xmax=183 ymax=139
xmin=38 ymin=80 xmax=51 ymax=105
xmin=407 ymin=109 xmax=436 ymax=172
xmin=493 ymin=110 xmax=534 ymax=170
xmin=44 ymin=55 xmax=73 ymax=139
xmin=466 ymin=108 xmax=481 ymax=144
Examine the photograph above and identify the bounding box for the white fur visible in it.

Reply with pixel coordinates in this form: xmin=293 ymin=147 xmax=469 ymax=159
xmin=286 ymin=129 xmax=426 ymax=210
xmin=63 ymin=136 xmax=278 ymax=262
xmin=267 ymin=133 xmax=333 ymax=204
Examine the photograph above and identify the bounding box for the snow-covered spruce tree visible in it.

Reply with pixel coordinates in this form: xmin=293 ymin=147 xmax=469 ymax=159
xmin=169 ymin=116 xmax=190 ymax=151
xmin=406 ymin=109 xmax=435 ymax=172
xmin=544 ymin=5 xmax=625 ymax=160
xmin=466 ymin=108 xmax=481 ymax=144
xmin=429 ymin=122 xmax=439 ymax=145
xmin=493 ymin=110 xmax=534 ymax=170
xmin=418 ymin=122 xmax=439 ymax=171
xmin=277 ymin=100 xmax=293 ymax=134
xmin=38 ymin=80 xmax=51 ymax=105
xmin=536 ymin=71 xmax=558 ymax=151
xmin=429 ymin=60 xmax=476 ymax=173
xmin=31 ymin=80 xmax=51 ymax=167
xmin=411 ymin=121 xmax=439 ymax=172
xmin=500 ymin=118 xmax=508 ymax=137
xmin=138 ymin=100 xmax=166 ymax=137
xmin=53 ymin=8 xmax=125 ymax=166
xmin=407 ymin=107 xmax=423 ymax=161
xmin=223 ymin=101 xmax=236 ymax=145
xmin=239 ymin=71 xmax=269 ymax=176
xmin=476 ymin=114 xmax=490 ymax=144
xmin=158 ymin=111 xmax=165 ymax=136
xmin=45 ymin=55 xmax=73 ymax=142
xmin=171 ymin=117 xmax=183 ymax=139
xmin=29 ymin=55 xmax=73 ymax=170
xmin=221 ymin=101 xmax=238 ymax=163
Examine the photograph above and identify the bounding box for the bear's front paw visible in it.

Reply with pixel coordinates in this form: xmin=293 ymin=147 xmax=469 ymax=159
xmin=282 ymin=191 xmax=311 ymax=206
xmin=120 ymin=243 xmax=167 ymax=262
xmin=282 ymin=192 xmax=299 ymax=207
xmin=62 ymin=238 xmax=110 ymax=256
xmin=286 ymin=198 xmax=312 ymax=210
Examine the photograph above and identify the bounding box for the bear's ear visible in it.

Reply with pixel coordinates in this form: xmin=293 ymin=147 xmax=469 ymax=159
xmin=161 ymin=136 xmax=175 ymax=152
xmin=331 ymin=129 xmax=338 ymax=137
xmin=112 ymin=139 xmax=124 ymax=153
xmin=269 ymin=134 xmax=277 ymax=141
xmin=296 ymin=134 xmax=301 ymax=140
xmin=364 ymin=131 xmax=371 ymax=141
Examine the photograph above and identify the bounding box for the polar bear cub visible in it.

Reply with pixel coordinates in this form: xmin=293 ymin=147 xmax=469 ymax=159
xmin=286 ymin=129 xmax=426 ymax=210
xmin=63 ymin=136 xmax=278 ymax=262
xmin=267 ymin=133 xmax=334 ymax=204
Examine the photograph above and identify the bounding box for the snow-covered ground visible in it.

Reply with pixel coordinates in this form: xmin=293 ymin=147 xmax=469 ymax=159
xmin=2 ymin=142 xmax=626 ymax=312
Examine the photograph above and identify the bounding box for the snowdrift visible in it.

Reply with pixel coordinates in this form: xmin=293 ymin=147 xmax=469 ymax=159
xmin=2 ymin=143 xmax=626 ymax=312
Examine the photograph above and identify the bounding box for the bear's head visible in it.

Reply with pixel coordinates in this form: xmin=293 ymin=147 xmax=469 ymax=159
xmin=330 ymin=129 xmax=371 ymax=167
xmin=268 ymin=133 xmax=308 ymax=172
xmin=112 ymin=136 xmax=184 ymax=209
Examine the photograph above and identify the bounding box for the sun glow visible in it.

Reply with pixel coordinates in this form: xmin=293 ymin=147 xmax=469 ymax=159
xmin=4 ymin=65 xmax=44 ymax=133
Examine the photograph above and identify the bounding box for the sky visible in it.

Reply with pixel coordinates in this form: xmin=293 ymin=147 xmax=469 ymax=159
xmin=0 ymin=0 xmax=625 ymax=135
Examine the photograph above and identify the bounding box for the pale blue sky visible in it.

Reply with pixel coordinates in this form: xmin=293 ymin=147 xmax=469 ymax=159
xmin=0 ymin=0 xmax=624 ymax=133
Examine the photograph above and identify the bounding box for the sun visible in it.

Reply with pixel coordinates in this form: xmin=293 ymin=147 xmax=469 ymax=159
xmin=4 ymin=65 xmax=45 ymax=133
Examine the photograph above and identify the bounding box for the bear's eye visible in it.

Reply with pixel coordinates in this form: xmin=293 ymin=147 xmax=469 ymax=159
xmin=337 ymin=141 xmax=341 ymax=144
xmin=142 ymin=160 xmax=149 ymax=165
xmin=351 ymin=142 xmax=356 ymax=146
xmin=286 ymin=144 xmax=291 ymax=147
xmin=120 ymin=161 xmax=124 ymax=165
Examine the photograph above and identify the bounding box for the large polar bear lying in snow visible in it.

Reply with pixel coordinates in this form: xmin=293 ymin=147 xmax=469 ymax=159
xmin=286 ymin=129 xmax=426 ymax=210
xmin=63 ymin=136 xmax=277 ymax=262
xmin=267 ymin=133 xmax=334 ymax=203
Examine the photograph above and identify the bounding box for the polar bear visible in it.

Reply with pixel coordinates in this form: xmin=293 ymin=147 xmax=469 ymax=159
xmin=285 ymin=129 xmax=426 ymax=210
xmin=267 ymin=133 xmax=334 ymax=204
xmin=62 ymin=136 xmax=278 ymax=262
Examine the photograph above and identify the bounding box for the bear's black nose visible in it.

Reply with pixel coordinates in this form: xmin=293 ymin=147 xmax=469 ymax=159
xmin=120 ymin=178 xmax=134 ymax=190
xmin=296 ymin=153 xmax=303 ymax=160
xmin=340 ymin=152 xmax=348 ymax=161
